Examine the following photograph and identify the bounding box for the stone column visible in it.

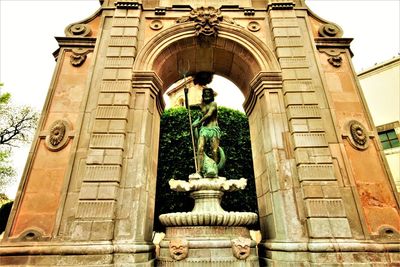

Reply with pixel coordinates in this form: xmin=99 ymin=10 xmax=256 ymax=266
xmin=268 ymin=0 xmax=352 ymax=240
xmin=113 ymin=71 xmax=163 ymax=265
xmin=70 ymin=1 xmax=142 ymax=243
xmin=245 ymin=72 xmax=306 ymax=245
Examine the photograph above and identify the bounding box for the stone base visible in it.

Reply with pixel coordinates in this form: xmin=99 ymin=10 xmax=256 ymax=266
xmin=0 ymin=241 xmax=155 ymax=266
xmin=158 ymin=226 xmax=259 ymax=267
xmin=259 ymin=241 xmax=400 ymax=266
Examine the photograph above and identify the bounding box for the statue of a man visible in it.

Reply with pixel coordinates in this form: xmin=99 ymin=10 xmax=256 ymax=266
xmin=192 ymin=88 xmax=220 ymax=177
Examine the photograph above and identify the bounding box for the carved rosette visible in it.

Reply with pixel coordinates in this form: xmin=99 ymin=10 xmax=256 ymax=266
xmin=343 ymin=120 xmax=370 ymax=150
xmin=45 ymin=120 xmax=71 ymax=151
xmin=318 ymin=23 xmax=342 ymax=37
xmin=66 ymin=23 xmax=92 ymax=37
xmin=176 ymin=7 xmax=235 ymax=38
xmin=70 ymin=48 xmax=90 ymax=67
xmin=169 ymin=239 xmax=189 ymax=261
xmin=247 ymin=21 xmax=260 ymax=32
xmin=231 ymin=237 xmax=251 ymax=260
xmin=150 ymin=20 xmax=163 ymax=31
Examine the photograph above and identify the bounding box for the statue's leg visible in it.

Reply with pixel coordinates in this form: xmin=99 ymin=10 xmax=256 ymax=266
xmin=197 ymin=136 xmax=205 ymax=175
xmin=211 ymin=137 xmax=219 ymax=164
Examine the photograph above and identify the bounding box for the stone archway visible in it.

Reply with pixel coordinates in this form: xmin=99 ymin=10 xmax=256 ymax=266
xmin=130 ymin=21 xmax=296 ymax=250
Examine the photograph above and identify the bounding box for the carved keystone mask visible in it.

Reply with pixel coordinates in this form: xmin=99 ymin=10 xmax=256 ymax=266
xmin=232 ymin=237 xmax=251 ymax=260
xmin=169 ymin=239 xmax=189 ymax=261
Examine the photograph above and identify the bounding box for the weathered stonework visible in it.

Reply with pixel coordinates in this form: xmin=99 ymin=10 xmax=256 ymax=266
xmin=1 ymin=0 xmax=399 ymax=266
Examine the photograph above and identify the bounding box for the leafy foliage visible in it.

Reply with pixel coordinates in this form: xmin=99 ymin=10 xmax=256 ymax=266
xmin=0 ymin=94 xmax=39 ymax=147
xmin=154 ymin=106 xmax=258 ymax=231
xmin=0 ymin=201 xmax=13 ymax=234
xmin=0 ymin=90 xmax=39 ymax=194
xmin=0 ymin=151 xmax=16 ymax=193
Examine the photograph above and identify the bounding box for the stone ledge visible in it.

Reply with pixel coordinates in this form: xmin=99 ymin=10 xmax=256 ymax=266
xmin=259 ymin=241 xmax=400 ymax=252
xmin=0 ymin=242 xmax=155 ymax=256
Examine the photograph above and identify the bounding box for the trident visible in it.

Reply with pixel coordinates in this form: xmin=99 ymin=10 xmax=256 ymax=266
xmin=179 ymin=59 xmax=198 ymax=173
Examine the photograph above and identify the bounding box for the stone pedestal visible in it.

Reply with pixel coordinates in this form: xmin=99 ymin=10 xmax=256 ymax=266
xmin=157 ymin=177 xmax=259 ymax=266
xmin=158 ymin=227 xmax=259 ymax=267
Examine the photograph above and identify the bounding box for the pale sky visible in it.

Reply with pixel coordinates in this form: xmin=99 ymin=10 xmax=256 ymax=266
xmin=0 ymin=0 xmax=399 ymax=198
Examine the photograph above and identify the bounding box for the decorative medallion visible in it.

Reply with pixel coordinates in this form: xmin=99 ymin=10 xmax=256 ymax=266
xmin=70 ymin=48 xmax=90 ymax=67
xmin=231 ymin=237 xmax=251 ymax=260
xmin=150 ymin=20 xmax=163 ymax=31
xmin=169 ymin=239 xmax=189 ymax=261
xmin=318 ymin=23 xmax=341 ymax=37
xmin=247 ymin=21 xmax=260 ymax=32
xmin=66 ymin=23 xmax=92 ymax=37
xmin=45 ymin=120 xmax=71 ymax=152
xmin=176 ymin=7 xmax=235 ymax=38
xmin=328 ymin=55 xmax=343 ymax=67
xmin=343 ymin=120 xmax=370 ymax=150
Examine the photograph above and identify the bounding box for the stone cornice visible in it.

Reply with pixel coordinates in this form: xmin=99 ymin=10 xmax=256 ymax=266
xmin=55 ymin=37 xmax=97 ymax=48
xmin=315 ymin=37 xmax=354 ymax=57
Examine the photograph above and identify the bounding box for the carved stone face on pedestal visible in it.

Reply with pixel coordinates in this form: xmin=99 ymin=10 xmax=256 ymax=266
xmin=169 ymin=239 xmax=189 ymax=261
xmin=231 ymin=237 xmax=251 ymax=260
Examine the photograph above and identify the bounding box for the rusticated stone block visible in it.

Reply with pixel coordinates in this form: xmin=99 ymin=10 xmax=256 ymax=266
xmin=91 ymin=220 xmax=114 ymax=240
xmin=289 ymin=118 xmax=324 ymax=133
xmin=120 ymin=47 xmax=137 ymax=57
xmin=100 ymin=81 xmax=131 ymax=92
xmin=292 ymin=133 xmax=328 ymax=147
xmin=113 ymin=17 xmax=140 ymax=27
xmin=76 ymin=201 xmax=115 ymax=219
xmin=275 ymin=37 xmax=302 ymax=47
xmin=104 ymin=149 xmax=123 ymax=165
xmin=329 ymin=218 xmax=352 ymax=238
xmin=322 ymin=185 xmax=342 ymax=198
xmin=111 ymin=26 xmax=138 ymax=36
xmin=287 ymin=105 xmax=321 ymax=119
xmin=84 ymin=165 xmax=121 ymax=182
xmin=308 ymin=217 xmax=352 ymax=238
xmin=109 ymin=36 xmax=137 ymax=47
xmin=79 ymin=183 xmax=99 ymax=200
xmin=298 ymin=164 xmax=336 ymax=181
xmin=276 ymin=47 xmax=305 ymax=58
xmin=281 ymin=69 xmax=311 ymax=80
xmin=272 ymin=27 xmax=300 ymax=37
xmin=294 ymin=148 xmax=332 ymax=164
xmin=98 ymin=184 xmax=119 ymax=199
xmin=302 ymin=185 xmax=323 ymax=198
xmin=270 ymin=18 xmax=298 ymax=28
xmin=280 ymin=58 xmax=309 ymax=69
xmin=90 ymin=134 xmax=125 ymax=149
xmin=305 ymin=199 xmax=346 ymax=217
xmin=307 ymin=218 xmax=331 ymax=238
xmin=71 ymin=221 xmax=92 ymax=241
xmin=105 ymin=57 xmax=134 ymax=67
xmin=96 ymin=106 xmax=129 ymax=119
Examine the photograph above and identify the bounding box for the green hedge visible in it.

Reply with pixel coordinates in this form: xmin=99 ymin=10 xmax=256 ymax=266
xmin=154 ymin=106 xmax=258 ymax=231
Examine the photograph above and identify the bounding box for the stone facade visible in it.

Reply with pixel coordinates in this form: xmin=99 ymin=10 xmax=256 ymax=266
xmin=1 ymin=0 xmax=399 ymax=266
